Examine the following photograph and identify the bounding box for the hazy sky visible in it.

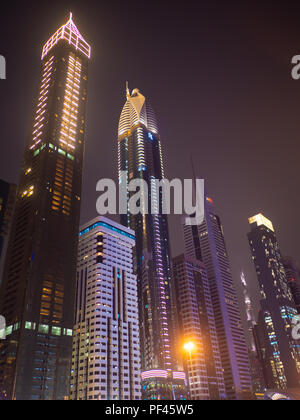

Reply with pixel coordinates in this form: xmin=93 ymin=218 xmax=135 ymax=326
xmin=1 ymin=0 xmax=300 ymax=338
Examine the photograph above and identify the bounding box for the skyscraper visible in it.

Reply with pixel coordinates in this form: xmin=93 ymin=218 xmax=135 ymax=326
xmin=70 ymin=217 xmax=141 ymax=401
xmin=240 ymin=271 xmax=256 ymax=351
xmin=173 ymin=254 xmax=226 ymax=400
xmin=282 ymin=256 xmax=300 ymax=314
xmin=118 ymin=87 xmax=186 ymax=398
xmin=183 ymin=194 xmax=252 ymax=400
xmin=240 ymin=271 xmax=265 ymax=392
xmin=0 ymin=179 xmax=16 ymax=285
xmin=0 ymin=14 xmax=90 ymax=400
xmin=247 ymin=214 xmax=300 ymax=390
xmin=252 ymin=309 xmax=275 ymax=390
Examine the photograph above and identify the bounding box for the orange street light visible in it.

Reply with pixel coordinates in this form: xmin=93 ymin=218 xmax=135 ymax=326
xmin=183 ymin=341 xmax=196 ymax=399
xmin=183 ymin=341 xmax=196 ymax=353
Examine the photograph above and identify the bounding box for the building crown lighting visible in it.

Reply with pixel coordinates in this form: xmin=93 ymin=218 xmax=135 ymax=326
xmin=42 ymin=12 xmax=91 ymax=60
xmin=249 ymin=213 xmax=274 ymax=232
xmin=118 ymin=85 xmax=158 ymax=137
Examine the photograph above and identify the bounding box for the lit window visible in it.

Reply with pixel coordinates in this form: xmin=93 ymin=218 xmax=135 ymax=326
xmin=52 ymin=327 xmax=62 ymax=336
xmin=38 ymin=324 xmax=49 ymax=334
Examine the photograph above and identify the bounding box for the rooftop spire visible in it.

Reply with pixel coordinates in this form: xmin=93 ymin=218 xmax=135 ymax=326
xmin=126 ymin=81 xmax=130 ymax=99
xmin=118 ymin=88 xmax=159 ymax=137
xmin=42 ymin=13 xmax=91 ymax=60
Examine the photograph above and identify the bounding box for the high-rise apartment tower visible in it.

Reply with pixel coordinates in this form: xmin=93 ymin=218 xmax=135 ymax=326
xmin=248 ymin=214 xmax=300 ymax=390
xmin=173 ymin=254 xmax=226 ymax=400
xmin=70 ymin=217 xmax=141 ymax=401
xmin=118 ymin=87 xmax=186 ymax=399
xmin=0 ymin=14 xmax=90 ymax=400
xmin=183 ymin=194 xmax=252 ymax=399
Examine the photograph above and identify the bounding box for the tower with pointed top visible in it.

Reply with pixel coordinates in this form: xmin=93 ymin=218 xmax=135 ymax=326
xmin=118 ymin=88 xmax=187 ymax=399
xmin=0 ymin=14 xmax=90 ymax=400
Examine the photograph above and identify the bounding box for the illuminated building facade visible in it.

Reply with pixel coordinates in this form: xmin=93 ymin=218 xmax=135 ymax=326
xmin=253 ymin=309 xmax=277 ymax=389
xmin=0 ymin=14 xmax=90 ymax=400
xmin=282 ymin=256 xmax=300 ymax=314
xmin=173 ymin=254 xmax=226 ymax=400
xmin=240 ymin=271 xmax=256 ymax=350
xmin=0 ymin=179 xmax=16 ymax=285
xmin=248 ymin=214 xmax=300 ymax=390
xmin=183 ymin=193 xmax=252 ymax=400
xmin=70 ymin=217 xmax=141 ymax=401
xmin=141 ymin=370 xmax=188 ymax=400
xmin=118 ymin=87 xmax=184 ymax=398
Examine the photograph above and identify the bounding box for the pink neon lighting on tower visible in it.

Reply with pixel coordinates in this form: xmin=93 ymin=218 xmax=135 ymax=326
xmin=41 ymin=13 xmax=91 ymax=60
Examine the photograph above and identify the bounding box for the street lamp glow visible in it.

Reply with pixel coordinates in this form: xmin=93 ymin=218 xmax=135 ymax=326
xmin=183 ymin=341 xmax=196 ymax=353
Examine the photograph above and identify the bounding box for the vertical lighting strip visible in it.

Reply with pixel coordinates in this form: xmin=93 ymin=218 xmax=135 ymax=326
xmin=130 ymin=103 xmax=140 ymax=128
xmin=118 ymin=139 xmax=130 ymax=226
xmin=264 ymin=312 xmax=286 ymax=388
xmin=30 ymin=55 xmax=54 ymax=151
xmin=118 ymin=101 xmax=131 ymax=136
xmin=158 ymin=140 xmax=165 ymax=178
xmin=137 ymin=128 xmax=146 ymax=172
xmin=150 ymin=176 xmax=171 ymax=369
xmin=59 ymin=54 xmax=81 ymax=152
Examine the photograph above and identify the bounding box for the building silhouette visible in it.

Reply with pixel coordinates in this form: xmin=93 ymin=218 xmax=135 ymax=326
xmin=0 ymin=179 xmax=16 ymax=286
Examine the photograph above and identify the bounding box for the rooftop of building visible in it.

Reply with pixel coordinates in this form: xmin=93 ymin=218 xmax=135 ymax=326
xmin=42 ymin=13 xmax=91 ymax=60
xmin=248 ymin=213 xmax=274 ymax=232
xmin=79 ymin=215 xmax=135 ymax=241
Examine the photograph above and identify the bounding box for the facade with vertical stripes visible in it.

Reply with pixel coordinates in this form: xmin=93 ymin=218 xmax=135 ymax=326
xmin=183 ymin=195 xmax=252 ymax=399
xmin=70 ymin=217 xmax=141 ymax=400
xmin=118 ymin=88 xmax=186 ymax=399
xmin=0 ymin=14 xmax=90 ymax=400
xmin=0 ymin=179 xmax=16 ymax=286
xmin=248 ymin=214 xmax=300 ymax=390
xmin=173 ymin=254 xmax=226 ymax=400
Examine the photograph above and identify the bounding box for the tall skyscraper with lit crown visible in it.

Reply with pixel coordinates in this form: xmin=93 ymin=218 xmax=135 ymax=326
xmin=0 ymin=13 xmax=90 ymax=400
xmin=118 ymin=87 xmax=187 ymax=399
xmin=248 ymin=214 xmax=300 ymax=390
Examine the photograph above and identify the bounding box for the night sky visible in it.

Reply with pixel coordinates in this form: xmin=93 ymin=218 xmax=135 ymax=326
xmin=1 ymin=0 xmax=300 ymax=338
